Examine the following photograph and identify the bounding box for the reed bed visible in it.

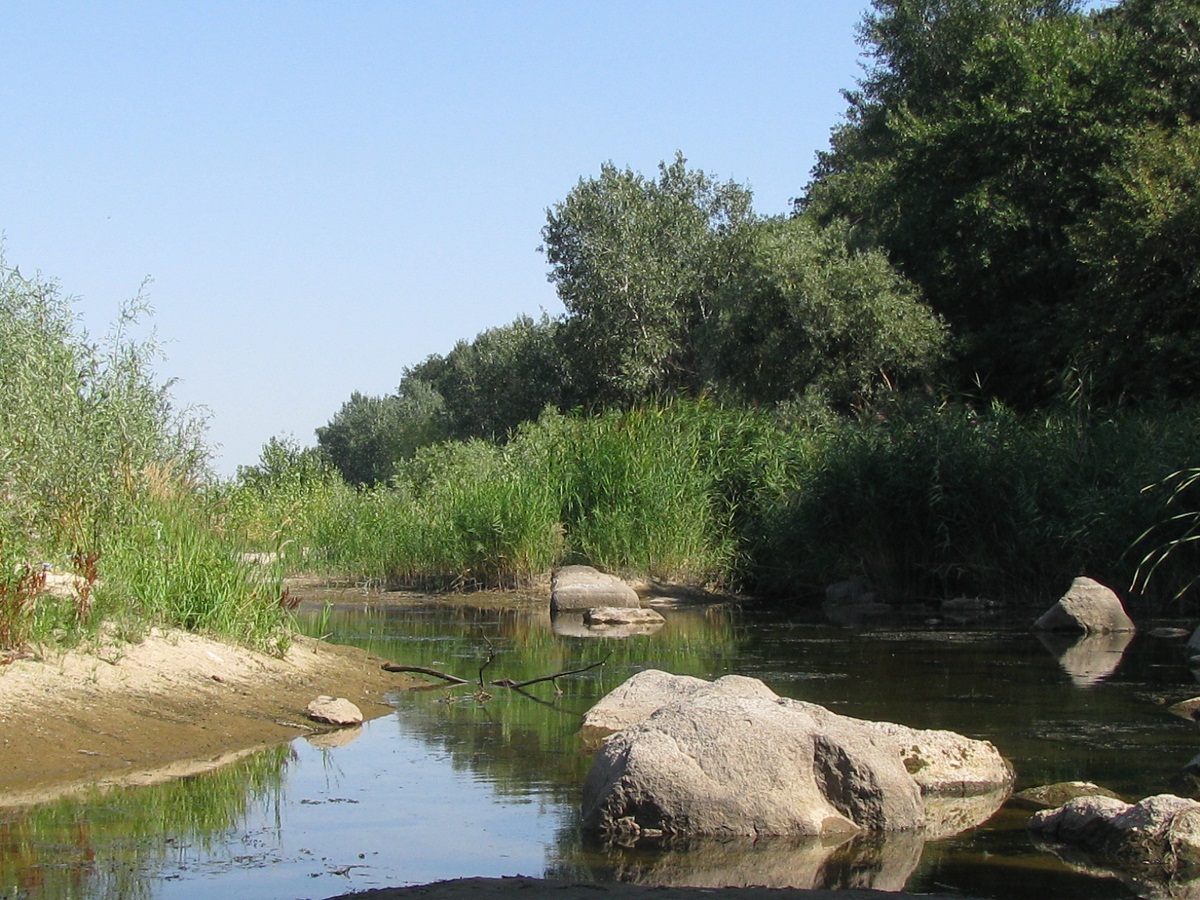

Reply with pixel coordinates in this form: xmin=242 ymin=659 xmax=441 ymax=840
xmin=234 ymin=398 xmax=1200 ymax=610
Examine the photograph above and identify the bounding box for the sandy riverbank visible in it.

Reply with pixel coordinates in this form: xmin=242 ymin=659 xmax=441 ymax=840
xmin=0 ymin=627 xmax=417 ymax=807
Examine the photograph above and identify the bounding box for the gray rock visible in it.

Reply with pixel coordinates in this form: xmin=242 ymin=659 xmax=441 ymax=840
xmin=305 ymin=695 xmax=363 ymax=727
xmin=551 ymin=565 xmax=640 ymax=612
xmin=580 ymin=671 xmax=1013 ymax=842
xmin=1013 ymin=781 xmax=1122 ymax=810
xmin=1032 ymin=576 xmax=1136 ymax=634
xmin=584 ymin=607 xmax=666 ymax=627
xmin=1029 ymin=793 xmax=1200 ymax=874
xmin=580 ymin=670 xmax=775 ymax=748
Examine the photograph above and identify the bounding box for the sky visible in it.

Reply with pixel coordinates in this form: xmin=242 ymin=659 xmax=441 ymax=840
xmin=2 ymin=1 xmax=871 ymax=476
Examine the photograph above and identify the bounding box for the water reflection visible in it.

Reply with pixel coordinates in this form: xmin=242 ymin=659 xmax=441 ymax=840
xmin=1036 ymin=630 xmax=1136 ymax=686
xmin=3 ymin=588 xmax=1198 ymax=899
xmin=588 ymin=830 xmax=926 ymax=892
xmin=0 ymin=744 xmax=291 ymax=900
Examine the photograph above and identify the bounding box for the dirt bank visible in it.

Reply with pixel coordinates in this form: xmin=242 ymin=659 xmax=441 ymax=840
xmin=326 ymin=876 xmax=963 ymax=900
xmin=0 ymin=627 xmax=417 ymax=807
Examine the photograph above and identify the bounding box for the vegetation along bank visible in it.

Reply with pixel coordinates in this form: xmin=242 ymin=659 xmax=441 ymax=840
xmin=3 ymin=0 xmax=1200 ymax=673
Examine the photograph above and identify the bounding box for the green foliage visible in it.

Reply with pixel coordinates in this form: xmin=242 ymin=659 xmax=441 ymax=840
xmin=746 ymin=402 xmax=1199 ymax=602
xmin=542 ymin=152 xmax=756 ymax=406
xmin=1132 ymin=466 xmax=1200 ymax=601
xmin=708 ymin=215 xmax=947 ymax=408
xmin=316 ymin=384 xmax=447 ymax=486
xmin=101 ymin=469 xmax=292 ymax=653
xmin=803 ymin=0 xmax=1200 ymax=404
xmin=1069 ymin=124 xmax=1200 ymax=401
xmin=405 ymin=313 xmax=564 ymax=442
xmin=0 ymin=257 xmax=293 ymax=652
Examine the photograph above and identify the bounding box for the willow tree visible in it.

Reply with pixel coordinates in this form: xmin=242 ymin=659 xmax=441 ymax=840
xmin=541 ymin=153 xmax=756 ymax=408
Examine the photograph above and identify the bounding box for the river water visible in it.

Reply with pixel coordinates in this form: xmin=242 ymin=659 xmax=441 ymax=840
xmin=3 ymin=587 xmax=1199 ymax=899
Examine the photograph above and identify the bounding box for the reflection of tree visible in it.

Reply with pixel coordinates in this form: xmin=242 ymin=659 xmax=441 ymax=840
xmin=298 ymin=598 xmax=741 ymax=808
xmin=0 ymin=744 xmax=292 ymax=900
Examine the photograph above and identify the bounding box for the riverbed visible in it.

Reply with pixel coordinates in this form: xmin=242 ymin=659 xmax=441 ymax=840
xmin=2 ymin=586 xmax=1197 ymax=899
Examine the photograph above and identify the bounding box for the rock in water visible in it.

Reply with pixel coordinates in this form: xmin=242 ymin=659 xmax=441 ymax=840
xmin=583 ymin=607 xmax=665 ymax=626
xmin=580 ymin=670 xmax=1013 ymax=842
xmin=305 ymin=695 xmax=363 ymax=726
xmin=1032 ymin=576 xmax=1135 ymax=634
xmin=551 ymin=565 xmax=640 ymax=612
xmin=1029 ymin=794 xmax=1200 ymax=874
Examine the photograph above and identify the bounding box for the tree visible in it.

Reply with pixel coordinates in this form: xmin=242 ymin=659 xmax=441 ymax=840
xmin=406 ymin=314 xmax=564 ymax=441
xmin=804 ymin=0 xmax=1116 ymax=402
xmin=1069 ymin=124 xmax=1200 ymax=400
xmin=708 ymin=216 xmax=947 ymax=408
xmin=541 ymin=153 xmax=756 ymax=407
xmin=316 ymin=384 xmax=447 ymax=486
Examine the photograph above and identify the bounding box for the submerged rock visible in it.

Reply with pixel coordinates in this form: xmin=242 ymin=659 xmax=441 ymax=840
xmin=1032 ymin=576 xmax=1135 ymax=634
xmin=580 ymin=670 xmax=1012 ymax=842
xmin=551 ymin=566 xmax=640 ymax=613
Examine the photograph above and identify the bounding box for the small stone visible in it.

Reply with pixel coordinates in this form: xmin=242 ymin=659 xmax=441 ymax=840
xmin=584 ymin=607 xmax=665 ymax=626
xmin=305 ymin=696 xmax=363 ymax=727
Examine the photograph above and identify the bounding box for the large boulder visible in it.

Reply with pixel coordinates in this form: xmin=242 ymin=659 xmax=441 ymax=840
xmin=1029 ymin=794 xmax=1200 ymax=874
xmin=580 ymin=671 xmax=1013 ymax=842
xmin=580 ymin=671 xmax=775 ymax=748
xmin=551 ymin=566 xmax=640 ymax=613
xmin=1032 ymin=576 xmax=1135 ymax=635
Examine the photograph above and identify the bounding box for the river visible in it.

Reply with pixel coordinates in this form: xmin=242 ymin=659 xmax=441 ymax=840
xmin=2 ymin=585 xmax=1197 ymax=899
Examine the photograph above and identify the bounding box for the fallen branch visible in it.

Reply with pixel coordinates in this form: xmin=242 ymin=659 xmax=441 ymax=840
xmin=490 ymin=654 xmax=610 ymax=689
xmin=381 ymin=664 xmax=470 ymax=685
xmin=382 ymin=652 xmax=611 ymax=693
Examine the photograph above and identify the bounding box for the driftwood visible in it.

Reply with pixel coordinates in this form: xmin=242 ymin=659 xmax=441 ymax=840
xmin=382 ymin=653 xmax=610 ymax=693
xmin=381 ymin=664 xmax=470 ymax=685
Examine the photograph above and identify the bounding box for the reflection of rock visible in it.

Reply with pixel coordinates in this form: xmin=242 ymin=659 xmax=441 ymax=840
xmin=581 ymin=670 xmax=1013 ymax=842
xmin=1029 ymin=794 xmax=1200 ymax=881
xmin=1032 ymin=576 xmax=1136 ymax=634
xmin=822 ymin=600 xmax=896 ymax=627
xmin=550 ymin=613 xmax=663 ymax=640
xmin=922 ymin=787 xmax=1012 ymax=841
xmin=551 ymin=566 xmax=639 ymax=613
xmin=593 ymin=829 xmax=926 ymax=892
xmin=1036 ymin=630 xmax=1134 ymax=686
xmin=306 ymin=725 xmax=363 ymax=749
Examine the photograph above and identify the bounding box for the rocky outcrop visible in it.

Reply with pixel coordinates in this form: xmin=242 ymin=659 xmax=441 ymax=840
xmin=580 ymin=670 xmax=1013 ymax=842
xmin=1032 ymin=576 xmax=1135 ymax=634
xmin=551 ymin=566 xmax=640 ymax=613
xmin=1029 ymin=794 xmax=1200 ymax=875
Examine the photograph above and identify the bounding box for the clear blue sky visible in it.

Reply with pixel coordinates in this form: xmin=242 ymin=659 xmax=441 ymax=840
xmin=3 ymin=1 xmax=870 ymax=476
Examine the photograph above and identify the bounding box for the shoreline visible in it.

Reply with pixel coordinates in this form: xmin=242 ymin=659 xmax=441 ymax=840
xmin=0 ymin=627 xmax=416 ymax=807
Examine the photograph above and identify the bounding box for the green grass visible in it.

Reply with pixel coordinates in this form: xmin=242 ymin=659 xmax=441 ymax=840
xmin=0 ymin=259 xmax=293 ymax=654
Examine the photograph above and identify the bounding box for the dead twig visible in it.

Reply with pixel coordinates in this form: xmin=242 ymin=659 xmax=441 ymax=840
xmin=382 ymin=652 xmax=611 ymax=696
xmin=489 ymin=654 xmax=611 ymax=690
